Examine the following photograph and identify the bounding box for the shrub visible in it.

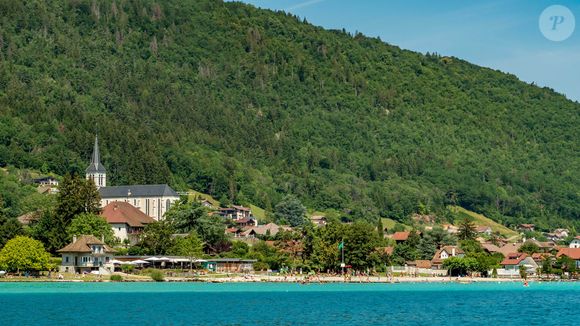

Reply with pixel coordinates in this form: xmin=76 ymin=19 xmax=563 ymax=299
xmin=110 ymin=275 xmax=123 ymax=282
xmin=150 ymin=269 xmax=164 ymax=282
xmin=121 ymin=264 xmax=135 ymax=273
xmin=253 ymin=261 xmax=269 ymax=271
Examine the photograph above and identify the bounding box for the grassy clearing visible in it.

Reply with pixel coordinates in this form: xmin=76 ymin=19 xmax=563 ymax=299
xmin=381 ymin=218 xmax=412 ymax=231
xmin=187 ymin=190 xmax=220 ymax=206
xmin=249 ymin=204 xmax=266 ymax=220
xmin=449 ymin=206 xmax=518 ymax=238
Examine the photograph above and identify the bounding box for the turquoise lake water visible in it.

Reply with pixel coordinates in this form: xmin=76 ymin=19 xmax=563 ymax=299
xmin=0 ymin=282 xmax=578 ymax=325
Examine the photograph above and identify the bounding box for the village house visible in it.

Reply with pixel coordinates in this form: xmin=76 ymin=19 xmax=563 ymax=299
xmin=407 ymin=260 xmax=432 ymax=269
xmin=531 ymin=252 xmax=552 ymax=264
xmin=234 ymin=218 xmax=258 ymax=228
xmin=475 ymin=226 xmax=492 ymax=235
xmin=227 ymin=223 xmax=292 ymax=239
xmin=553 ymin=228 xmax=570 ymax=239
xmin=431 ymin=246 xmax=464 ymax=270
xmin=556 ymin=248 xmax=580 ymax=269
xmin=33 ymin=176 xmax=59 ymax=187
xmin=217 ymin=205 xmax=252 ymax=221
xmin=569 ymin=236 xmax=580 ymax=249
xmin=33 ymin=176 xmax=60 ymax=194
xmin=57 ymin=235 xmax=116 ymax=274
xmin=525 ymin=239 xmax=558 ymax=253
xmin=441 ymin=224 xmax=459 ymax=234
xmin=16 ymin=211 xmax=41 ymax=226
xmin=200 ymin=199 xmax=214 ymax=208
xmin=391 ymin=231 xmax=411 ymax=244
xmin=518 ymin=224 xmax=535 ymax=232
xmin=498 ymin=253 xmax=537 ymax=277
xmin=85 ymin=136 xmax=180 ymax=220
xmin=101 ymin=201 xmax=155 ymax=244
xmin=310 ymin=215 xmax=327 ymax=227
xmin=496 ymin=243 xmax=523 ymax=258
xmin=481 ymin=243 xmax=501 ymax=255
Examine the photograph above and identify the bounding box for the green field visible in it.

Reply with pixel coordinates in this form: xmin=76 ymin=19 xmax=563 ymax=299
xmin=449 ymin=206 xmax=519 ymax=238
xmin=381 ymin=218 xmax=412 ymax=232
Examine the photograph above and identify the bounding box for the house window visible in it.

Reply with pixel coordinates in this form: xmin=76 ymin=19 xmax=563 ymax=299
xmin=157 ymin=199 xmax=161 ymax=219
xmin=65 ymin=256 xmax=69 ymax=263
xmin=166 ymin=199 xmax=171 ymax=211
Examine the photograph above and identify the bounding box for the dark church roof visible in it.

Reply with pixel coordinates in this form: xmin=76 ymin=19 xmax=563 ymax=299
xmin=86 ymin=136 xmax=106 ymax=174
xmin=99 ymin=184 xmax=179 ymax=198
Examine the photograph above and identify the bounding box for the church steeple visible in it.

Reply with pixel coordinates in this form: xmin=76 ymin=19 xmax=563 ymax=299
xmin=86 ymin=135 xmax=106 ymax=188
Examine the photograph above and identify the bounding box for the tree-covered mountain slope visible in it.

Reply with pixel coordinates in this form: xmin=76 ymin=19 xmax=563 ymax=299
xmin=0 ymin=0 xmax=578 ymax=229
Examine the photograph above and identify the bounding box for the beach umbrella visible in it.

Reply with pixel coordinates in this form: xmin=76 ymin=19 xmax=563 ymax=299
xmin=145 ymin=257 xmax=160 ymax=261
xmin=120 ymin=261 xmax=136 ymax=265
xmin=158 ymin=257 xmax=171 ymax=261
xmin=170 ymin=258 xmax=190 ymax=263
xmin=110 ymin=259 xmax=124 ymax=264
xmin=132 ymin=260 xmax=150 ymax=265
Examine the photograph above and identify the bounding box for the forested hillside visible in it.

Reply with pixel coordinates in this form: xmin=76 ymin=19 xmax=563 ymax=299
xmin=0 ymin=0 xmax=578 ymax=229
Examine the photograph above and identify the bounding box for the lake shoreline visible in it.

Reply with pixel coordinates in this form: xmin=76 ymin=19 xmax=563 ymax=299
xmin=1 ymin=274 xmax=576 ymax=284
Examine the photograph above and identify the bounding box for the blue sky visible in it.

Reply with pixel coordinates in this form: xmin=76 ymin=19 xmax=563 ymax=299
xmin=235 ymin=0 xmax=580 ymax=102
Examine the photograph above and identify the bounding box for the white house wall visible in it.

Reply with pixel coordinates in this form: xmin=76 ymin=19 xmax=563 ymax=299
xmin=101 ymin=196 xmax=179 ymax=220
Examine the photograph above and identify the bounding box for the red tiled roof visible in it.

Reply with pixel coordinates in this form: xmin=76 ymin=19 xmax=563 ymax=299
xmin=225 ymin=227 xmax=238 ymax=234
xmin=235 ymin=218 xmax=255 ymax=224
xmin=497 ymin=243 xmax=522 ymax=257
xmin=500 ymin=252 xmax=528 ymax=265
xmin=57 ymin=235 xmax=116 ymax=253
xmin=408 ymin=260 xmax=432 ymax=269
xmin=556 ymin=248 xmax=580 ymax=260
xmin=101 ymin=201 xmax=155 ymax=227
xmin=392 ymin=231 xmax=410 ymax=241
xmin=531 ymin=253 xmax=552 ymax=261
xmin=378 ymin=246 xmax=394 ymax=255
xmin=481 ymin=243 xmax=501 ymax=253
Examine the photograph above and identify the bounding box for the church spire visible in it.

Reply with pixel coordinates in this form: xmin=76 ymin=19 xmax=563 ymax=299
xmin=91 ymin=135 xmax=101 ymax=168
xmin=86 ymin=135 xmax=106 ymax=187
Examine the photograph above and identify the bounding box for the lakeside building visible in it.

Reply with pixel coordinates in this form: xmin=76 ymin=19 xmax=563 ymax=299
xmin=57 ymin=235 xmax=116 ymax=274
xmin=498 ymin=253 xmax=537 ymax=277
xmin=85 ymin=136 xmax=179 ymax=220
xmin=431 ymin=246 xmax=465 ymax=270
xmin=556 ymin=248 xmax=580 ymax=269
xmin=101 ymin=201 xmax=155 ymax=244
xmin=569 ymin=236 xmax=580 ymax=249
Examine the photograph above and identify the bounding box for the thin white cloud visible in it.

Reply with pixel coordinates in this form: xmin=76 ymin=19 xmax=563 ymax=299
xmin=286 ymin=0 xmax=326 ymax=11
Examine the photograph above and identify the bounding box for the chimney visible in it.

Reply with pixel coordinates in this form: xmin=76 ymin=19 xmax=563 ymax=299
xmin=101 ymin=235 xmax=105 ymax=242
xmin=73 ymin=235 xmax=77 ymax=243
xmin=452 ymin=247 xmax=456 ymax=256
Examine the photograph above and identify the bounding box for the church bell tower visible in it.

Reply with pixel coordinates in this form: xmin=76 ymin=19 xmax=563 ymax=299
xmin=86 ymin=135 xmax=106 ymax=188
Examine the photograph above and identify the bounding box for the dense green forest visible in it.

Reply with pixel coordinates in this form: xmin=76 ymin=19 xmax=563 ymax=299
xmin=0 ymin=0 xmax=578 ymax=230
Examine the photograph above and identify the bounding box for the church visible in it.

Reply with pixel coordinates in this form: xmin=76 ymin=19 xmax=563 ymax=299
xmin=86 ymin=136 xmax=180 ymax=220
